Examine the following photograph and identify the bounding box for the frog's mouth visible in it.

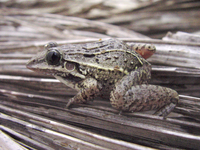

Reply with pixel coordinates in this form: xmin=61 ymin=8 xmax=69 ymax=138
xmin=26 ymin=51 xmax=46 ymax=71
xmin=26 ymin=58 xmax=54 ymax=75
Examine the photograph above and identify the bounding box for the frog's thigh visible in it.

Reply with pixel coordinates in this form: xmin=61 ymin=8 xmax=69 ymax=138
xmin=110 ymin=84 xmax=179 ymax=117
xmin=66 ymin=78 xmax=102 ymax=108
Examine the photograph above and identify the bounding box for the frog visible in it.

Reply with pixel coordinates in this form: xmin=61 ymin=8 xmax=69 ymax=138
xmin=26 ymin=38 xmax=179 ymax=118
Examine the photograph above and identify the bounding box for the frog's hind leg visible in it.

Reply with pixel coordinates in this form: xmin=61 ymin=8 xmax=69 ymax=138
xmin=110 ymin=84 xmax=179 ymax=118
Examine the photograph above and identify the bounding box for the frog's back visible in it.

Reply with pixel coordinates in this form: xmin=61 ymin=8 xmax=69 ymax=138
xmin=62 ymin=39 xmax=144 ymax=74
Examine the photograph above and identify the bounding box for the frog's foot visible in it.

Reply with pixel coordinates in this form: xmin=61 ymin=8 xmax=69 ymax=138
xmin=110 ymin=84 xmax=179 ymax=118
xmin=153 ymin=101 xmax=177 ymax=118
xmin=66 ymin=97 xmax=83 ymax=108
xmin=66 ymin=89 xmax=97 ymax=109
xmin=66 ymin=98 xmax=73 ymax=108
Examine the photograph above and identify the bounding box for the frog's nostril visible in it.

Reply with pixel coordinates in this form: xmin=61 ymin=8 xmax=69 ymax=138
xmin=32 ymin=60 xmax=36 ymax=63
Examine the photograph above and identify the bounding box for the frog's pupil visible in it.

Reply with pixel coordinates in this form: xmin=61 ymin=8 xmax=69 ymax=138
xmin=46 ymin=50 xmax=61 ymax=65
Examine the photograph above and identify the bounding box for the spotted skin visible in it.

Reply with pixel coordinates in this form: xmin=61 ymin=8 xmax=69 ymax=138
xmin=27 ymin=38 xmax=179 ymax=118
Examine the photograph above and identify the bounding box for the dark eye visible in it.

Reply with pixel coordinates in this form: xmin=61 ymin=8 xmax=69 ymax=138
xmin=46 ymin=49 xmax=61 ymax=65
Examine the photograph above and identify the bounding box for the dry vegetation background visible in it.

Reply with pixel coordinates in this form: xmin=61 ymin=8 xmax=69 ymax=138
xmin=0 ymin=0 xmax=200 ymax=149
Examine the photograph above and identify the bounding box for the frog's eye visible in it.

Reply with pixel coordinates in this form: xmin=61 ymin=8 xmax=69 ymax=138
xmin=46 ymin=49 xmax=61 ymax=65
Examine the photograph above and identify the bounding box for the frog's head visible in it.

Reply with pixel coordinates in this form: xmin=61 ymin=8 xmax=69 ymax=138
xmin=26 ymin=42 xmax=86 ymax=80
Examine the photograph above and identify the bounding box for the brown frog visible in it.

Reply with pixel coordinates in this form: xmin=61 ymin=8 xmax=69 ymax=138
xmin=27 ymin=38 xmax=179 ymax=117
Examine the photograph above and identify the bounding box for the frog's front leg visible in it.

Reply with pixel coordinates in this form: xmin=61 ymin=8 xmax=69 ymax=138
xmin=110 ymin=64 xmax=179 ymax=117
xmin=66 ymin=78 xmax=102 ymax=108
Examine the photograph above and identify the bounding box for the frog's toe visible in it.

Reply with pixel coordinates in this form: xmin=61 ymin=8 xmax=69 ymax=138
xmin=66 ymin=98 xmax=75 ymax=108
xmin=153 ymin=102 xmax=176 ymax=118
xmin=154 ymin=95 xmax=179 ymax=118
